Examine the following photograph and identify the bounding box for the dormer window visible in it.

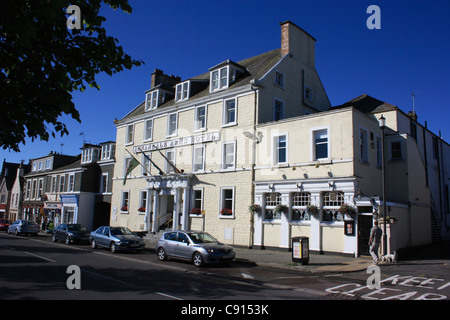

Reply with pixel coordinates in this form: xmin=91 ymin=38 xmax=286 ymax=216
xmin=175 ymin=81 xmax=190 ymax=102
xmin=81 ymin=146 xmax=100 ymax=164
xmin=210 ymin=67 xmax=229 ymax=92
xmin=145 ymin=90 xmax=159 ymax=111
xmin=101 ymin=143 xmax=115 ymax=160
xmin=209 ymin=61 xmax=246 ymax=93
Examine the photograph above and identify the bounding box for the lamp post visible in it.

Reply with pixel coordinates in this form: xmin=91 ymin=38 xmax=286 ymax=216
xmin=378 ymin=115 xmax=388 ymax=256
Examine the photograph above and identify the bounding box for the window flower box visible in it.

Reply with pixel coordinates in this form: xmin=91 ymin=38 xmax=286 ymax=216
xmin=220 ymin=208 xmax=233 ymax=216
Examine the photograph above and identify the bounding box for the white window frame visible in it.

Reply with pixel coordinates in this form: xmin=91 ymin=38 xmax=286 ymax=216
xmin=45 ymin=159 xmax=52 ymax=170
xmin=359 ymin=128 xmax=369 ymax=163
xmin=143 ymin=119 xmax=153 ymax=141
xmin=191 ymin=188 xmax=204 ymax=216
xmin=25 ymin=180 xmax=31 ymax=199
xmin=166 ymin=113 xmax=178 ymax=137
xmin=121 ymin=190 xmax=130 ymax=212
xmin=59 ymin=175 xmax=65 ymax=193
xmin=37 ymin=178 xmax=44 ymax=199
xmin=67 ymin=174 xmax=75 ymax=192
xmin=219 ymin=186 xmax=235 ymax=218
xmin=274 ymin=98 xmax=284 ymax=121
xmin=165 ymin=150 xmax=176 ymax=173
xmin=223 ymin=98 xmax=237 ymax=127
xmin=192 ymin=145 xmax=205 ymax=172
xmin=141 ymin=152 xmax=151 ymax=176
xmin=273 ymin=133 xmax=288 ymax=165
xmin=175 ymin=81 xmax=190 ymax=102
xmin=222 ymin=141 xmax=236 ymax=170
xmin=194 ymin=105 xmax=207 ymax=131
xmin=139 ymin=190 xmax=148 ymax=214
xmin=145 ymin=90 xmax=158 ymax=110
xmin=390 ymin=140 xmax=403 ymax=160
xmin=50 ymin=176 xmax=57 ymax=193
xmin=210 ymin=66 xmax=229 ymax=92
xmin=125 ymin=124 xmax=134 ymax=145
xmin=311 ymin=127 xmax=330 ymax=161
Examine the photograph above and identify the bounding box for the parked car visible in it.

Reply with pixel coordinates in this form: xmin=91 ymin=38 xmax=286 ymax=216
xmin=8 ymin=220 xmax=39 ymax=236
xmin=157 ymin=230 xmax=236 ymax=267
xmin=52 ymin=223 xmax=90 ymax=245
xmin=0 ymin=219 xmax=12 ymax=232
xmin=89 ymin=226 xmax=145 ymax=253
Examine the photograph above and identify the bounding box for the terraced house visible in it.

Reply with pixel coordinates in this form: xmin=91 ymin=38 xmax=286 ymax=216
xmin=111 ymin=21 xmax=449 ymax=255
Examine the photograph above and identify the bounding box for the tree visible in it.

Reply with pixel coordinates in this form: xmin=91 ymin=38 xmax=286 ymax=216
xmin=0 ymin=0 xmax=143 ymax=152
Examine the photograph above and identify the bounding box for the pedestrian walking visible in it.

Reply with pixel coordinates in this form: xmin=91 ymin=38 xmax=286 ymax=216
xmin=369 ymin=220 xmax=383 ymax=264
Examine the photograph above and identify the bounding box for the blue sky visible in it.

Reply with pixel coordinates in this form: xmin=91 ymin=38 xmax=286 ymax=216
xmin=2 ymin=0 xmax=449 ymax=164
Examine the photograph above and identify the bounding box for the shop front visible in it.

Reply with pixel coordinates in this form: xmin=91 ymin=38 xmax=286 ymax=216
xmin=60 ymin=195 xmax=79 ymax=227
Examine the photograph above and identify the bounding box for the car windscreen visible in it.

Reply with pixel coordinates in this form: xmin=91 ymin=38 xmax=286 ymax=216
xmin=188 ymin=232 xmax=217 ymax=244
xmin=110 ymin=227 xmax=133 ymax=236
xmin=67 ymin=224 xmax=87 ymax=232
xmin=23 ymin=221 xmax=37 ymax=225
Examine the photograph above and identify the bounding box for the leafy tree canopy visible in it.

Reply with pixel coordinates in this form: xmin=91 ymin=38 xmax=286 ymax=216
xmin=0 ymin=0 xmax=143 ymax=151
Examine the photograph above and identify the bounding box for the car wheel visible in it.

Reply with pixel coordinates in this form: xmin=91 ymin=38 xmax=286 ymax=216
xmin=52 ymin=234 xmax=57 ymax=242
xmin=157 ymin=247 xmax=167 ymax=261
xmin=193 ymin=252 xmax=204 ymax=267
xmin=65 ymin=236 xmax=71 ymax=245
xmin=110 ymin=242 xmax=117 ymax=253
xmin=91 ymin=239 xmax=97 ymax=249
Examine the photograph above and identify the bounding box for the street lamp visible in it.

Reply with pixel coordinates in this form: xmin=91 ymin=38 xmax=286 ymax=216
xmin=378 ymin=114 xmax=388 ymax=256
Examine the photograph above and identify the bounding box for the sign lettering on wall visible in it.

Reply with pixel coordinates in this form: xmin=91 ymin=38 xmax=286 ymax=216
xmin=133 ymin=132 xmax=220 ymax=153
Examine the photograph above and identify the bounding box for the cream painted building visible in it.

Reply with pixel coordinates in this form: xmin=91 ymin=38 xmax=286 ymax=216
xmin=111 ymin=21 xmax=449 ymax=256
xmin=253 ymin=94 xmax=446 ymax=256
xmin=111 ymin=21 xmax=331 ymax=246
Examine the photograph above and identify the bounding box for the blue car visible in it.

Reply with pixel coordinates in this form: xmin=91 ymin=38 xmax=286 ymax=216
xmin=89 ymin=226 xmax=145 ymax=253
xmin=8 ymin=220 xmax=39 ymax=236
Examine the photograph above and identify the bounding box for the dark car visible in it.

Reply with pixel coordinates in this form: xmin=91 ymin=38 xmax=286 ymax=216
xmin=157 ymin=230 xmax=236 ymax=267
xmin=8 ymin=220 xmax=39 ymax=236
xmin=89 ymin=226 xmax=145 ymax=253
xmin=0 ymin=219 xmax=12 ymax=232
xmin=52 ymin=223 xmax=90 ymax=244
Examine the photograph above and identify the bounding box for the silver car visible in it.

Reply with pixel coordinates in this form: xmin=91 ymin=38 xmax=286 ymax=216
xmin=156 ymin=230 xmax=236 ymax=267
xmin=8 ymin=220 xmax=39 ymax=236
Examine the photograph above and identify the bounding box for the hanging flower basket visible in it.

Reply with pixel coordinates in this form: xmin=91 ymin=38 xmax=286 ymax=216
xmin=248 ymin=204 xmax=261 ymax=213
xmin=338 ymin=203 xmax=356 ymax=220
xmin=220 ymin=208 xmax=233 ymax=216
xmin=274 ymin=204 xmax=288 ymax=215
xmin=306 ymin=205 xmax=319 ymax=216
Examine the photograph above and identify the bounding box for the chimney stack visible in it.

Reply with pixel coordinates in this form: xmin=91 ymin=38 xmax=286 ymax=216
xmin=280 ymin=21 xmax=316 ymax=67
xmin=151 ymin=69 xmax=181 ymax=89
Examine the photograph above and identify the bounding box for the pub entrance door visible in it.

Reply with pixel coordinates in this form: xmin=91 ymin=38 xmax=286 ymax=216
xmin=358 ymin=215 xmax=373 ymax=256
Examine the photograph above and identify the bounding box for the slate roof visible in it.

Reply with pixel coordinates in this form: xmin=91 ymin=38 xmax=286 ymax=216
xmin=333 ymin=94 xmax=398 ymax=114
xmin=117 ymin=48 xmax=283 ymax=123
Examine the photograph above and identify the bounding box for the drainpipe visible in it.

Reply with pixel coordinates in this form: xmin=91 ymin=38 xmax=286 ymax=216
xmin=249 ymin=79 xmax=261 ymax=248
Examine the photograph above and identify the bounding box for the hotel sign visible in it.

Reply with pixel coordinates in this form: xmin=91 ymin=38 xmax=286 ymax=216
xmin=133 ymin=131 xmax=220 ymax=153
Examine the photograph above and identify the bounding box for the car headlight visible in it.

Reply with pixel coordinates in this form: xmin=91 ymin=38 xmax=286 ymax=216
xmin=205 ymin=248 xmax=215 ymax=253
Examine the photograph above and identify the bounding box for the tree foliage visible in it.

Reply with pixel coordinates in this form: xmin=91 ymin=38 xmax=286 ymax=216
xmin=0 ymin=0 xmax=143 ymax=151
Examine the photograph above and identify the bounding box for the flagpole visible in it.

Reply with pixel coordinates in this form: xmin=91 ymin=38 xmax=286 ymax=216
xmin=157 ymin=149 xmax=181 ymax=173
xmin=135 ymin=147 xmax=165 ymax=175
xmin=125 ymin=149 xmax=153 ymax=176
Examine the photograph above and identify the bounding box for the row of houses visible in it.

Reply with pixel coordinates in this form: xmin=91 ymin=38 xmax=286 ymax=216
xmin=0 ymin=142 xmax=115 ymax=231
xmin=1 ymin=21 xmax=449 ymax=257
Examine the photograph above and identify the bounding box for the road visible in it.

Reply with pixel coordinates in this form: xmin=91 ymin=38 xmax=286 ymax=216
xmin=1 ymin=232 xmax=450 ymax=304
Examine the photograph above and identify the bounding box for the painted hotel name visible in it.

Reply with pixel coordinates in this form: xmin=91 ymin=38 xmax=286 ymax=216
xmin=133 ymin=132 xmax=220 ymax=153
